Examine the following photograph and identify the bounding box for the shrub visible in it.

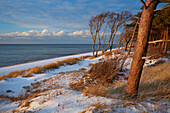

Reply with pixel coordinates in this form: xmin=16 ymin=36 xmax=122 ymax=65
xmin=70 ymin=56 xmax=127 ymax=91
xmin=87 ymin=58 xmax=123 ymax=84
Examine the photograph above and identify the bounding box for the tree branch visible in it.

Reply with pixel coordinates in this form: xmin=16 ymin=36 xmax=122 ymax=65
xmin=154 ymin=4 xmax=170 ymax=12
xmin=140 ymin=0 xmax=147 ymax=9
xmin=159 ymin=0 xmax=170 ymax=3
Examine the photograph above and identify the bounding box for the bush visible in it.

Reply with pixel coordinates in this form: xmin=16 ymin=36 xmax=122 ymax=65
xmin=70 ymin=56 xmax=128 ymax=95
xmin=88 ymin=58 xmax=119 ymax=84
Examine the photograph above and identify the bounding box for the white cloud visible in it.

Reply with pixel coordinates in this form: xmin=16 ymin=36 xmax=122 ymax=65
xmin=68 ymin=30 xmax=90 ymax=36
xmin=0 ymin=29 xmax=91 ymax=39
xmin=53 ymin=31 xmax=65 ymax=36
xmin=0 ymin=29 xmax=65 ymax=37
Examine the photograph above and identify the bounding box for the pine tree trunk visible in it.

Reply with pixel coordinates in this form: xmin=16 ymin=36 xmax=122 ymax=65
xmin=125 ymin=0 xmax=158 ymax=98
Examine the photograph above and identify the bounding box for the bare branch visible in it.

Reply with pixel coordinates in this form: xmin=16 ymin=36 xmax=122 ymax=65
xmin=159 ymin=0 xmax=170 ymax=3
xmin=140 ymin=0 xmax=147 ymax=9
xmin=154 ymin=4 xmax=170 ymax=12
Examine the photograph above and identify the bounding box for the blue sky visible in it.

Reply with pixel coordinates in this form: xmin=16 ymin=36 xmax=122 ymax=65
xmin=0 ymin=0 xmax=165 ymax=44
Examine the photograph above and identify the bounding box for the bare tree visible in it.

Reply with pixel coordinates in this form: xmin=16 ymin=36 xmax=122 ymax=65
xmin=105 ymin=11 xmax=132 ymax=51
xmin=95 ymin=12 xmax=110 ymax=56
xmin=117 ymin=34 xmax=124 ymax=51
xmin=122 ymin=26 xmax=133 ymax=51
xmin=105 ymin=12 xmax=118 ymax=51
xmin=89 ymin=12 xmax=110 ymax=57
xmin=128 ymin=19 xmax=140 ymax=55
xmin=125 ymin=0 xmax=159 ymax=98
xmin=89 ymin=16 xmax=98 ymax=56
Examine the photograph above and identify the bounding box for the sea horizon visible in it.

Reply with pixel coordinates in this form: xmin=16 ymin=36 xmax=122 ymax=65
xmin=0 ymin=44 xmax=116 ymax=67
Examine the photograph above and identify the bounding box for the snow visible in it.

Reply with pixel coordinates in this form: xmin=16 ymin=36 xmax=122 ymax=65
xmin=0 ymin=55 xmax=97 ymax=97
xmin=0 ymin=51 xmax=169 ymax=112
xmin=0 ymin=52 xmax=93 ymax=76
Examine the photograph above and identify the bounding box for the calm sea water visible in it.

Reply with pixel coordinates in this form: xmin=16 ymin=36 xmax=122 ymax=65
xmin=0 ymin=44 xmax=116 ymax=67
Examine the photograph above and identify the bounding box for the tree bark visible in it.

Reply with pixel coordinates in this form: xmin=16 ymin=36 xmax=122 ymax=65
xmin=164 ymin=27 xmax=169 ymax=55
xmin=125 ymin=0 xmax=158 ymax=98
xmin=105 ymin=31 xmax=113 ymax=51
xmin=124 ymin=42 xmax=128 ymax=51
xmin=161 ymin=30 xmax=166 ymax=53
xmin=110 ymin=33 xmax=116 ymax=51
xmin=128 ymin=19 xmax=139 ymax=55
xmin=92 ymin=39 xmax=95 ymax=56
xmin=95 ymin=32 xmax=101 ymax=57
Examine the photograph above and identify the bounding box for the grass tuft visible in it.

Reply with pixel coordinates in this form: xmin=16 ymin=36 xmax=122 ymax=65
xmin=24 ymin=66 xmax=45 ymax=77
xmin=0 ymin=55 xmax=91 ymax=81
xmin=0 ymin=69 xmax=26 ymax=81
xmin=62 ymin=58 xmax=79 ymax=65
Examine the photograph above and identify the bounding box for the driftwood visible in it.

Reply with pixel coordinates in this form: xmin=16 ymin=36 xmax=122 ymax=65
xmin=148 ymin=40 xmax=170 ymax=44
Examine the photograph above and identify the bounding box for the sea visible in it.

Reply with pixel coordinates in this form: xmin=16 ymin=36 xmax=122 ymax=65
xmin=0 ymin=44 xmax=116 ymax=67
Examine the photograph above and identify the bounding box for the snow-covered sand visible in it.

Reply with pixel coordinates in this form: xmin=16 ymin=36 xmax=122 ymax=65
xmin=0 ymin=51 xmax=169 ymax=113
xmin=0 ymin=52 xmax=93 ymax=76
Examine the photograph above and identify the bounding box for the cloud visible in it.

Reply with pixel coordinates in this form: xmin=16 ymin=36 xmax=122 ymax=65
xmin=0 ymin=0 xmax=141 ymax=32
xmin=0 ymin=29 xmax=90 ymax=39
xmin=0 ymin=29 xmax=65 ymax=37
xmin=68 ymin=30 xmax=90 ymax=36
xmin=53 ymin=31 xmax=65 ymax=36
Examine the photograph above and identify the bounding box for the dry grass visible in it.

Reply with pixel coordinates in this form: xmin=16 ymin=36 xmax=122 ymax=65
xmin=88 ymin=54 xmax=103 ymax=60
xmin=83 ymin=86 xmax=111 ymax=98
xmin=0 ymin=90 xmax=30 ymax=102
xmin=62 ymin=58 xmax=79 ymax=65
xmin=43 ymin=62 xmax=60 ymax=70
xmin=78 ymin=55 xmax=92 ymax=60
xmin=0 ymin=55 xmax=91 ymax=81
xmin=70 ymin=58 xmax=169 ymax=99
xmin=138 ymin=61 xmax=170 ymax=98
xmin=102 ymin=51 xmax=113 ymax=58
xmin=18 ymin=92 xmax=39 ymax=108
xmin=106 ymin=61 xmax=170 ymax=98
xmin=0 ymin=69 xmax=25 ymax=81
xmin=24 ymin=66 xmax=45 ymax=77
xmin=70 ymin=56 xmax=128 ymax=97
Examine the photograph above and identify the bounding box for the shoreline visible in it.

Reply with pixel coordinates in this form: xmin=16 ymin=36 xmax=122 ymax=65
xmin=0 ymin=51 xmax=93 ymax=75
xmin=0 ymin=47 xmax=120 ymax=76
xmin=0 ymin=52 xmax=92 ymax=68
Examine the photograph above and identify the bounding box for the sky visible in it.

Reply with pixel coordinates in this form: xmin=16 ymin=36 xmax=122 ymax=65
xmin=0 ymin=0 xmax=166 ymax=44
